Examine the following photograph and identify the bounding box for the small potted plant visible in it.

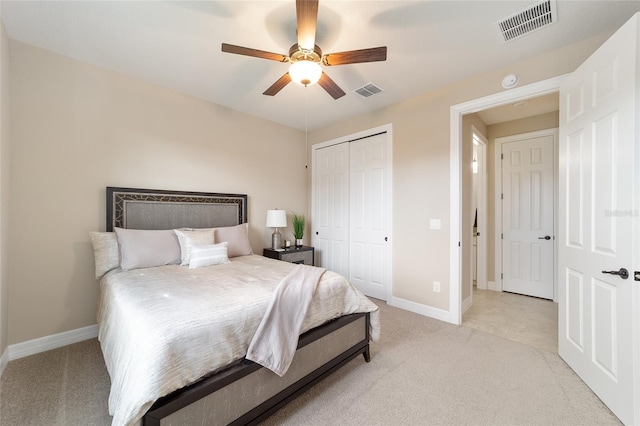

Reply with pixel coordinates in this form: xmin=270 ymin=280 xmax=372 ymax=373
xmin=291 ymin=213 xmax=305 ymax=247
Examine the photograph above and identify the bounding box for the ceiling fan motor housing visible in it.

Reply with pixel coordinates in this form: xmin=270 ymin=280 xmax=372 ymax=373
xmin=289 ymin=44 xmax=323 ymax=64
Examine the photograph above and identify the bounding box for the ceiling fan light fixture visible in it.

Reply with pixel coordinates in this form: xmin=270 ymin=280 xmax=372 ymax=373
xmin=221 ymin=1 xmax=386 ymax=99
xmin=289 ymin=60 xmax=322 ymax=86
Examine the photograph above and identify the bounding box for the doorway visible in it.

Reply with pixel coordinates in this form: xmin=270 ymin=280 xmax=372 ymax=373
xmin=462 ymin=114 xmax=559 ymax=351
xmin=449 ymin=75 xmax=566 ymax=325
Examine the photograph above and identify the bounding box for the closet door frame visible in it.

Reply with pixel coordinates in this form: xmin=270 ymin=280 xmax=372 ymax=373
xmin=311 ymin=124 xmax=393 ymax=301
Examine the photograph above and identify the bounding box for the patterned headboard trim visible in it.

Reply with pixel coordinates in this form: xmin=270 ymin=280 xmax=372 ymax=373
xmin=106 ymin=187 xmax=248 ymax=231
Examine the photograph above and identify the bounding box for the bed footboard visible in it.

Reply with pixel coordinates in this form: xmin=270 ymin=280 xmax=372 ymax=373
xmin=144 ymin=312 xmax=370 ymax=426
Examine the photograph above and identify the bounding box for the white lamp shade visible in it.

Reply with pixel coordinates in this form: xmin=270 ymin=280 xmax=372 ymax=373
xmin=289 ymin=61 xmax=322 ymax=86
xmin=266 ymin=210 xmax=287 ymax=228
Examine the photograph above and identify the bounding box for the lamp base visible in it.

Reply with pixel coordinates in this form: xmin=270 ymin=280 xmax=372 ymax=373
xmin=271 ymin=229 xmax=282 ymax=250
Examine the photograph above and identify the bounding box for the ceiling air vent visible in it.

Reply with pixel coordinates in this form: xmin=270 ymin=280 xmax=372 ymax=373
xmin=497 ymin=0 xmax=557 ymax=42
xmin=355 ymin=83 xmax=383 ymax=98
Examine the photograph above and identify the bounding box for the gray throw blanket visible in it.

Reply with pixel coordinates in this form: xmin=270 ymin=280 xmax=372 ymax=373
xmin=246 ymin=264 xmax=326 ymax=376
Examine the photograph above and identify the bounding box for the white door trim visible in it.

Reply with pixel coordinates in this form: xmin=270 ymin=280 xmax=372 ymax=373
xmin=494 ymin=128 xmax=559 ymax=300
xmin=449 ymin=75 xmax=568 ymax=325
xmin=311 ymin=123 xmax=393 ymax=302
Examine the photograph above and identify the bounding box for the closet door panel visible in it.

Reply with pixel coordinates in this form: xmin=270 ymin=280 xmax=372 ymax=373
xmin=314 ymin=143 xmax=349 ymax=277
xmin=350 ymin=133 xmax=389 ymax=300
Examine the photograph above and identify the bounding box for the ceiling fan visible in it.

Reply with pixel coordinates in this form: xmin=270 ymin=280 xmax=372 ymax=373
xmin=221 ymin=0 xmax=387 ymax=100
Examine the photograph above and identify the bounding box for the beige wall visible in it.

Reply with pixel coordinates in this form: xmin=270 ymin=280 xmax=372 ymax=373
xmin=486 ymin=111 xmax=560 ymax=283
xmin=8 ymin=42 xmax=306 ymax=345
xmin=308 ymin=34 xmax=607 ymax=312
xmin=0 ymin=19 xmax=10 ymax=357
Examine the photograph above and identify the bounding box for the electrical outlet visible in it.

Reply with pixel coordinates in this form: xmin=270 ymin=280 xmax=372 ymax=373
xmin=433 ymin=281 xmax=441 ymax=293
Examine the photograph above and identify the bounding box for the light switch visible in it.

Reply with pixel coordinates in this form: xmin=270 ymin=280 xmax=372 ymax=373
xmin=429 ymin=219 xmax=441 ymax=230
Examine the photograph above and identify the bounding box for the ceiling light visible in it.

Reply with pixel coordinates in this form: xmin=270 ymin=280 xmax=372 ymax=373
xmin=289 ymin=60 xmax=322 ymax=86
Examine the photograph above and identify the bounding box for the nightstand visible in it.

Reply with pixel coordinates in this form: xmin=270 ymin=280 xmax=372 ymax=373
xmin=263 ymin=246 xmax=314 ymax=266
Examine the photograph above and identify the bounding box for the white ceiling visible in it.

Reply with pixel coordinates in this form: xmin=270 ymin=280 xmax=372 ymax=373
xmin=1 ymin=1 xmax=639 ymax=131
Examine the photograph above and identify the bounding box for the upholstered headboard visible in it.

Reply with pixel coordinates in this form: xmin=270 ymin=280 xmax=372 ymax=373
xmin=106 ymin=187 xmax=248 ymax=231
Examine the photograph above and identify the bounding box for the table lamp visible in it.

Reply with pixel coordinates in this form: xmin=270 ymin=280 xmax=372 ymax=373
xmin=266 ymin=209 xmax=287 ymax=249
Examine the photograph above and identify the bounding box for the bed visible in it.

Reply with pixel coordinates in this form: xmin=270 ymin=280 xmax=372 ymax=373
xmin=92 ymin=187 xmax=380 ymax=426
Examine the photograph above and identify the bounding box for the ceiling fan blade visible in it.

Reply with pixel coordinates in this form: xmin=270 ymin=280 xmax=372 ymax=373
xmin=221 ymin=43 xmax=288 ymax=62
xmin=322 ymin=46 xmax=387 ymax=66
xmin=296 ymin=0 xmax=319 ymax=51
xmin=263 ymin=73 xmax=292 ymax=96
xmin=318 ymin=72 xmax=346 ymax=100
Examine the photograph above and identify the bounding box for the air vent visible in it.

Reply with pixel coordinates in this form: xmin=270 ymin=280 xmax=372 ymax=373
xmin=355 ymin=83 xmax=383 ymax=98
xmin=497 ymin=0 xmax=557 ymax=42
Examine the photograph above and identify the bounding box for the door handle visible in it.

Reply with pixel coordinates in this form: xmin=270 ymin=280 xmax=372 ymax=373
xmin=538 ymin=235 xmax=551 ymax=240
xmin=602 ymin=268 xmax=629 ymax=280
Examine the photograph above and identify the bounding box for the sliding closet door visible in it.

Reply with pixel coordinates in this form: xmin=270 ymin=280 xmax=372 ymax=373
xmin=350 ymin=134 xmax=390 ymax=300
xmin=314 ymin=142 xmax=350 ymax=277
xmin=314 ymin=130 xmax=392 ymax=301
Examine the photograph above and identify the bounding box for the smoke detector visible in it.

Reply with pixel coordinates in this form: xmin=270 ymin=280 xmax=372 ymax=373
xmin=497 ymin=0 xmax=557 ymax=42
xmin=502 ymin=74 xmax=519 ymax=89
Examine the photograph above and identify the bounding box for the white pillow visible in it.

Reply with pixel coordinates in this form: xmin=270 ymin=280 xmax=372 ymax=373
xmin=114 ymin=228 xmax=181 ymax=270
xmin=174 ymin=229 xmax=215 ymax=265
xmin=189 ymin=242 xmax=230 ymax=269
xmin=214 ymin=223 xmax=253 ymax=258
xmin=89 ymin=232 xmax=119 ymax=279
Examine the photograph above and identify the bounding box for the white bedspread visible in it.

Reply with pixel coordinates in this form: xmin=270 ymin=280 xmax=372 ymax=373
xmin=97 ymin=255 xmax=379 ymax=426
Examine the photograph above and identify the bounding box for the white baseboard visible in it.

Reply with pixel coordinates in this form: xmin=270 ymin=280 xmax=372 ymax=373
xmin=0 ymin=346 xmax=8 ymax=377
xmin=462 ymin=295 xmax=472 ymax=314
xmin=388 ymin=296 xmax=456 ymax=324
xmin=8 ymin=324 xmax=98 ymax=361
xmin=488 ymin=280 xmax=500 ymax=291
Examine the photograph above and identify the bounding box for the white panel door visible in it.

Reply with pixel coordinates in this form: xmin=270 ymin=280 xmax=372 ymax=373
xmin=559 ymin=13 xmax=639 ymax=425
xmin=314 ymin=143 xmax=349 ymax=277
xmin=349 ymin=133 xmax=390 ymax=300
xmin=501 ymin=135 xmax=555 ymax=299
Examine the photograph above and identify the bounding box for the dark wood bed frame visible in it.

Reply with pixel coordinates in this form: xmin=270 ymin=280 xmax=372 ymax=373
xmin=146 ymin=313 xmax=370 ymax=426
xmin=105 ymin=187 xmax=372 ymax=425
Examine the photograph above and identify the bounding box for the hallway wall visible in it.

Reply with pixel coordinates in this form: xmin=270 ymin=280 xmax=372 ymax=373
xmin=462 ymin=114 xmax=487 ymax=303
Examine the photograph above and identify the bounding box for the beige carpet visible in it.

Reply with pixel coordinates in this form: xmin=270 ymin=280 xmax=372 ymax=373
xmin=0 ymin=300 xmax=620 ymax=425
